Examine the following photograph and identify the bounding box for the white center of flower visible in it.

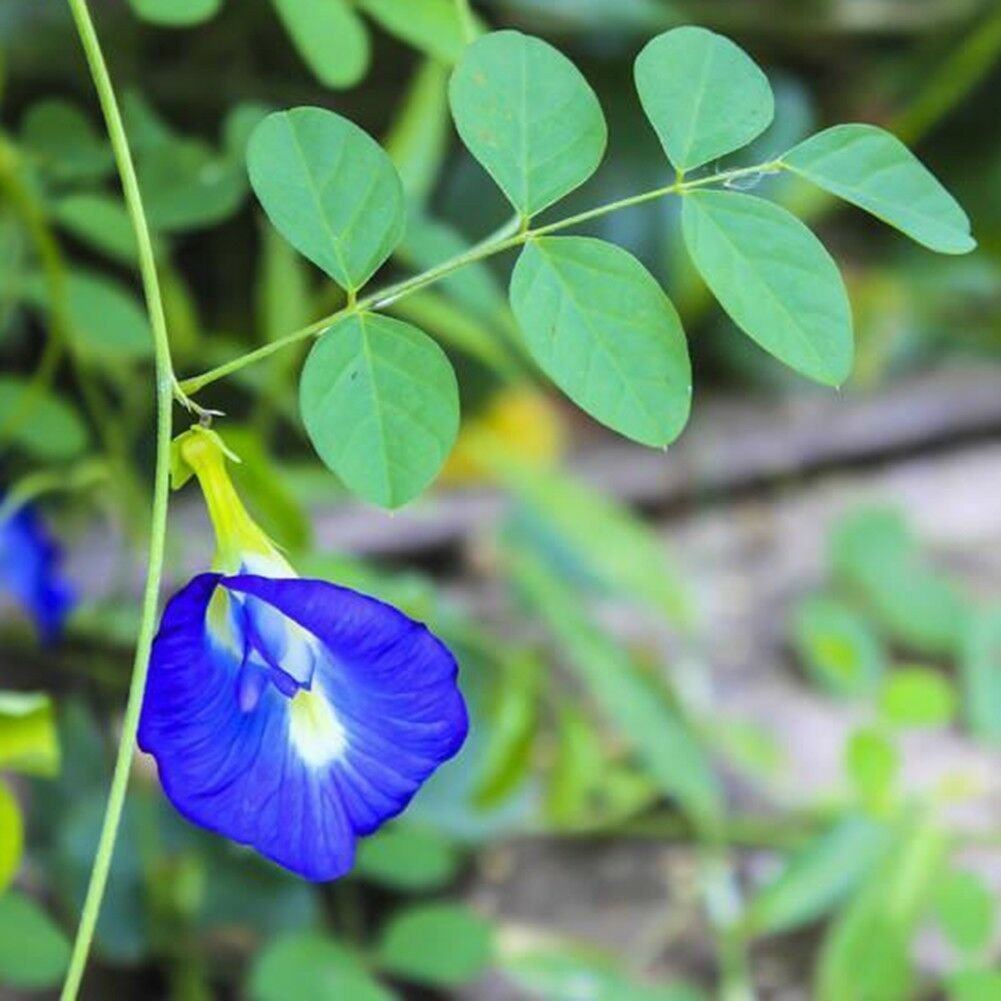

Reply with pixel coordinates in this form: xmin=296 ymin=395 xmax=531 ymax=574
xmin=288 ymin=681 xmax=347 ymax=767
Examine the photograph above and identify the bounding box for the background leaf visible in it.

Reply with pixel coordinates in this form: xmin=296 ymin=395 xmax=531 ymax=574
xmin=0 ymin=378 xmax=88 ymax=461
xmin=878 ymin=668 xmax=957 ymax=729
xmin=299 ymin=312 xmax=459 ymax=508
xmin=376 ymin=903 xmax=493 ymax=986
xmin=269 ymin=0 xmax=370 ymax=90
xmin=128 ymin=0 xmax=222 ymax=27
xmin=0 ymin=891 xmax=70 ymax=989
xmin=0 ymin=692 xmax=60 ymax=777
xmin=682 ymin=189 xmax=853 ymax=385
xmin=783 ymin=124 xmax=975 ymax=254
xmin=959 ymin=607 xmax=1001 ymax=743
xmin=355 ymin=826 xmax=460 ymax=892
xmin=357 ymin=0 xmax=467 ymax=64
xmin=634 ymin=26 xmax=773 ymax=173
xmin=510 ymin=236 xmax=691 ymax=445
xmin=248 ymin=108 xmax=404 ymax=291
xmin=449 ymin=30 xmax=607 ymax=217
xmin=933 ymin=869 xmax=996 ymax=955
xmin=250 ymin=932 xmax=392 ymax=1001
xmin=0 ymin=783 xmax=23 ymax=893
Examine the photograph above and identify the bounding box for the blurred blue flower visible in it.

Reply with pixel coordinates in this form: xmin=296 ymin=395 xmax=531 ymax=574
xmin=0 ymin=499 xmax=75 ymax=643
xmin=139 ymin=429 xmax=467 ymax=881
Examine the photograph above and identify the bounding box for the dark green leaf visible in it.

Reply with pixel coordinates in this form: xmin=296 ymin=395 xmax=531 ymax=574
xmin=449 ymin=30 xmax=606 ymax=217
xmin=635 ymin=26 xmax=773 ymax=173
xmin=783 ymin=125 xmax=975 ymax=255
xmin=248 ymin=108 xmax=405 ymax=291
xmin=20 ymin=100 xmax=112 ymax=184
xmin=52 ymin=193 xmax=139 ymax=265
xmin=376 ymin=903 xmax=493 ymax=986
xmin=299 ymin=312 xmax=459 ymax=508
xmin=270 ymin=0 xmax=370 ymax=90
xmin=510 ymin=236 xmax=691 ymax=445
xmin=682 ymin=189 xmax=853 ymax=385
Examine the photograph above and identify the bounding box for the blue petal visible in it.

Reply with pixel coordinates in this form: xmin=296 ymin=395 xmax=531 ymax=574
xmin=0 ymin=503 xmax=75 ymax=643
xmin=138 ymin=573 xmax=468 ymax=881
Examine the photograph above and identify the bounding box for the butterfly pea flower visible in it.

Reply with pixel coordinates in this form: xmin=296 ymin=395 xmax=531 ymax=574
xmin=0 ymin=497 xmax=75 ymax=643
xmin=139 ymin=428 xmax=468 ymax=881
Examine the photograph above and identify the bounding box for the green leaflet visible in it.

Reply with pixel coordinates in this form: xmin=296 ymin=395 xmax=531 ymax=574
xmin=783 ymin=124 xmax=975 ymax=255
xmin=128 ymin=0 xmax=221 ymax=26
xmin=933 ymin=869 xmax=996 ymax=956
xmin=635 ymin=26 xmax=774 ymax=173
xmin=356 ymin=0 xmax=467 ymax=64
xmin=449 ymin=30 xmax=607 ymax=218
xmin=682 ymin=189 xmax=853 ymax=386
xmin=248 ymin=108 xmax=405 ymax=292
xmin=269 ymin=0 xmax=370 ymax=90
xmin=510 ymin=236 xmax=691 ymax=446
xmin=299 ymin=312 xmax=459 ymax=509
xmin=878 ymin=667 xmax=957 ymax=729
xmin=52 ymin=194 xmax=140 ymax=266
xmin=959 ymin=607 xmax=1001 ymax=742
xmin=250 ymin=933 xmax=392 ymax=1001
xmin=376 ymin=903 xmax=494 ymax=986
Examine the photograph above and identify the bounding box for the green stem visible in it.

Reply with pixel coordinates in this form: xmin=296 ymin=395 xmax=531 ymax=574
xmin=179 ymin=162 xmax=779 ymax=397
xmin=454 ymin=0 xmax=477 ymax=43
xmin=60 ymin=1 xmax=177 ymax=998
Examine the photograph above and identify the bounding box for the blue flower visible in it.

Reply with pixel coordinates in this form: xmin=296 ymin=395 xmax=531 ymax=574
xmin=0 ymin=499 xmax=75 ymax=643
xmin=138 ymin=429 xmax=468 ymax=881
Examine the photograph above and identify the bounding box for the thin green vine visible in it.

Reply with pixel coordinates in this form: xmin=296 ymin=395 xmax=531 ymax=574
xmin=60 ymin=0 xmax=178 ymax=997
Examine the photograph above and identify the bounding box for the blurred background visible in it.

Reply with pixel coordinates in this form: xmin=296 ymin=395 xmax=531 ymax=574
xmin=2 ymin=0 xmax=1001 ymax=998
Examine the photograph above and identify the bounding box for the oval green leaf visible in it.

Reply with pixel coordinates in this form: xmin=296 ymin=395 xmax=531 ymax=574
xmin=635 ymin=26 xmax=774 ymax=174
xmin=682 ymin=189 xmax=853 ymax=385
xmin=248 ymin=108 xmax=405 ymax=292
xmin=510 ymin=236 xmax=691 ymax=446
xmin=0 ymin=891 xmax=70 ymax=989
xmin=449 ymin=30 xmax=607 ymax=218
xmin=53 ymin=194 xmax=139 ymax=265
xmin=782 ymin=124 xmax=975 ymax=255
xmin=270 ymin=0 xmax=370 ymax=90
xmin=299 ymin=312 xmax=459 ymax=508
xmin=376 ymin=903 xmax=493 ymax=986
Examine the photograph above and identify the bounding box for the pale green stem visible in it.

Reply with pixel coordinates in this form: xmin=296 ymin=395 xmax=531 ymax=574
xmin=60 ymin=1 xmax=177 ymax=998
xmin=454 ymin=0 xmax=478 ymax=42
xmin=179 ymin=162 xmax=781 ymax=397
